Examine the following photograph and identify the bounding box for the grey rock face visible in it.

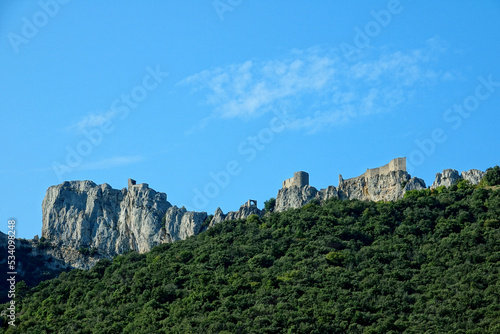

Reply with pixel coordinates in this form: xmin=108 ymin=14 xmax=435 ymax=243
xmin=164 ymin=206 xmax=207 ymax=242
xmin=461 ymin=169 xmax=486 ymax=185
xmin=275 ymin=170 xmax=426 ymax=212
xmin=31 ymin=243 xmax=99 ymax=270
xmin=42 ymin=181 xmax=263 ymax=269
xmin=431 ymin=169 xmax=461 ymax=189
xmin=42 ymin=181 xmax=171 ymax=268
xmin=209 ymin=207 xmax=226 ymax=228
xmin=431 ymin=168 xmax=485 ymax=189
xmin=275 ymin=185 xmax=320 ymax=212
xmin=208 ymin=204 xmax=263 ymax=226
xmin=338 ymin=170 xmax=415 ymax=202
xmin=224 ymin=204 xmax=263 ymax=221
xmin=403 ymin=177 xmax=427 ymax=192
xmin=318 ymin=186 xmax=339 ymax=203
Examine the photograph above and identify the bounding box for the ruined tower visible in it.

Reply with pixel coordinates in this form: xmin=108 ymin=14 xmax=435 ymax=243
xmin=282 ymin=171 xmax=309 ymax=189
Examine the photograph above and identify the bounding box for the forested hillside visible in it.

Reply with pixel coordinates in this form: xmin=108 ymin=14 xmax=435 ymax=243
xmin=2 ymin=168 xmax=500 ymax=333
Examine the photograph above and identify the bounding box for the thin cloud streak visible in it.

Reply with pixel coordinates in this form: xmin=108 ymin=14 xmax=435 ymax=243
xmin=180 ymin=38 xmax=453 ymax=133
xmin=67 ymin=110 xmax=117 ymax=134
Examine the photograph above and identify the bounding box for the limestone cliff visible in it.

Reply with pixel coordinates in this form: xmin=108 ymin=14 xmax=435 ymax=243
xmin=430 ymin=169 xmax=461 ymax=189
xmin=275 ymin=185 xmax=322 ymax=212
xmin=42 ymin=180 xmax=171 ymax=268
xmin=41 ymin=180 xmax=261 ymax=269
xmin=462 ymin=169 xmax=486 ymax=185
xmin=164 ymin=206 xmax=207 ymax=242
xmin=338 ymin=171 xmax=426 ymax=201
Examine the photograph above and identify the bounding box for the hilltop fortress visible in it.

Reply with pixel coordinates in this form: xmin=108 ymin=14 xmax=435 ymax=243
xmin=274 ymin=157 xmax=485 ymax=213
xmin=281 ymin=158 xmax=407 ymax=192
xmin=37 ymin=157 xmax=485 ymax=270
xmin=275 ymin=157 xmax=424 ymax=212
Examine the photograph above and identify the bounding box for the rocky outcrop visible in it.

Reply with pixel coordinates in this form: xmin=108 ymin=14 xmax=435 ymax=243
xmin=431 ymin=169 xmax=461 ymax=189
xmin=275 ymin=170 xmax=427 ymax=212
xmin=209 ymin=207 xmax=226 ymax=227
xmin=208 ymin=203 xmax=263 ymax=227
xmin=431 ymin=169 xmax=485 ymax=189
xmin=42 ymin=180 xmax=171 ymax=268
xmin=224 ymin=203 xmax=263 ymax=221
xmin=403 ymin=177 xmax=427 ymax=192
xmin=461 ymin=169 xmax=486 ymax=185
xmin=32 ymin=243 xmax=100 ymax=270
xmin=275 ymin=185 xmax=342 ymax=212
xmin=164 ymin=206 xmax=207 ymax=242
xmin=338 ymin=170 xmax=426 ymax=201
xmin=318 ymin=186 xmax=339 ymax=202
xmin=275 ymin=185 xmax=321 ymax=212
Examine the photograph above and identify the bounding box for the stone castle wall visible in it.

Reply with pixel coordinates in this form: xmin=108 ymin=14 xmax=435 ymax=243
xmin=353 ymin=158 xmax=406 ymax=180
xmin=283 ymin=171 xmax=309 ymax=189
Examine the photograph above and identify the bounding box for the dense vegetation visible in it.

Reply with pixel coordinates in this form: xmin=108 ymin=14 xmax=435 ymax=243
xmin=1 ymin=168 xmax=500 ymax=333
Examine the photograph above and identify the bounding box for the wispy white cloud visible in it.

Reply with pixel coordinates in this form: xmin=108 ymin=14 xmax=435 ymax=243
xmin=181 ymin=50 xmax=337 ymax=120
xmin=180 ymin=38 xmax=454 ymax=133
xmin=77 ymin=155 xmax=143 ymax=171
xmin=67 ymin=110 xmax=117 ymax=133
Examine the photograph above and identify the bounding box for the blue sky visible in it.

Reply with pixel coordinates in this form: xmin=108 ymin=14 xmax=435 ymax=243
xmin=1 ymin=1 xmax=499 ymax=238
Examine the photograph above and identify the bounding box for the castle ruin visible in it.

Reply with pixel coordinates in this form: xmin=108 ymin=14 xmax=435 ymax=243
xmin=339 ymin=157 xmax=406 ymax=184
xmin=128 ymin=178 xmax=149 ymax=190
xmin=243 ymin=199 xmax=257 ymax=208
xmin=282 ymin=171 xmax=309 ymax=189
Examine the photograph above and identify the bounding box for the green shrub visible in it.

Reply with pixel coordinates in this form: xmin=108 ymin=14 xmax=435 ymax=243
xmin=246 ymin=214 xmax=261 ymax=224
xmin=78 ymin=247 xmax=90 ymax=256
xmin=457 ymin=179 xmax=473 ymax=189
xmin=484 ymin=219 xmax=500 ymax=228
xmin=484 ymin=166 xmax=500 ymax=186
xmin=264 ymin=197 xmax=276 ymax=213
xmin=326 ymin=251 xmax=345 ymax=265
